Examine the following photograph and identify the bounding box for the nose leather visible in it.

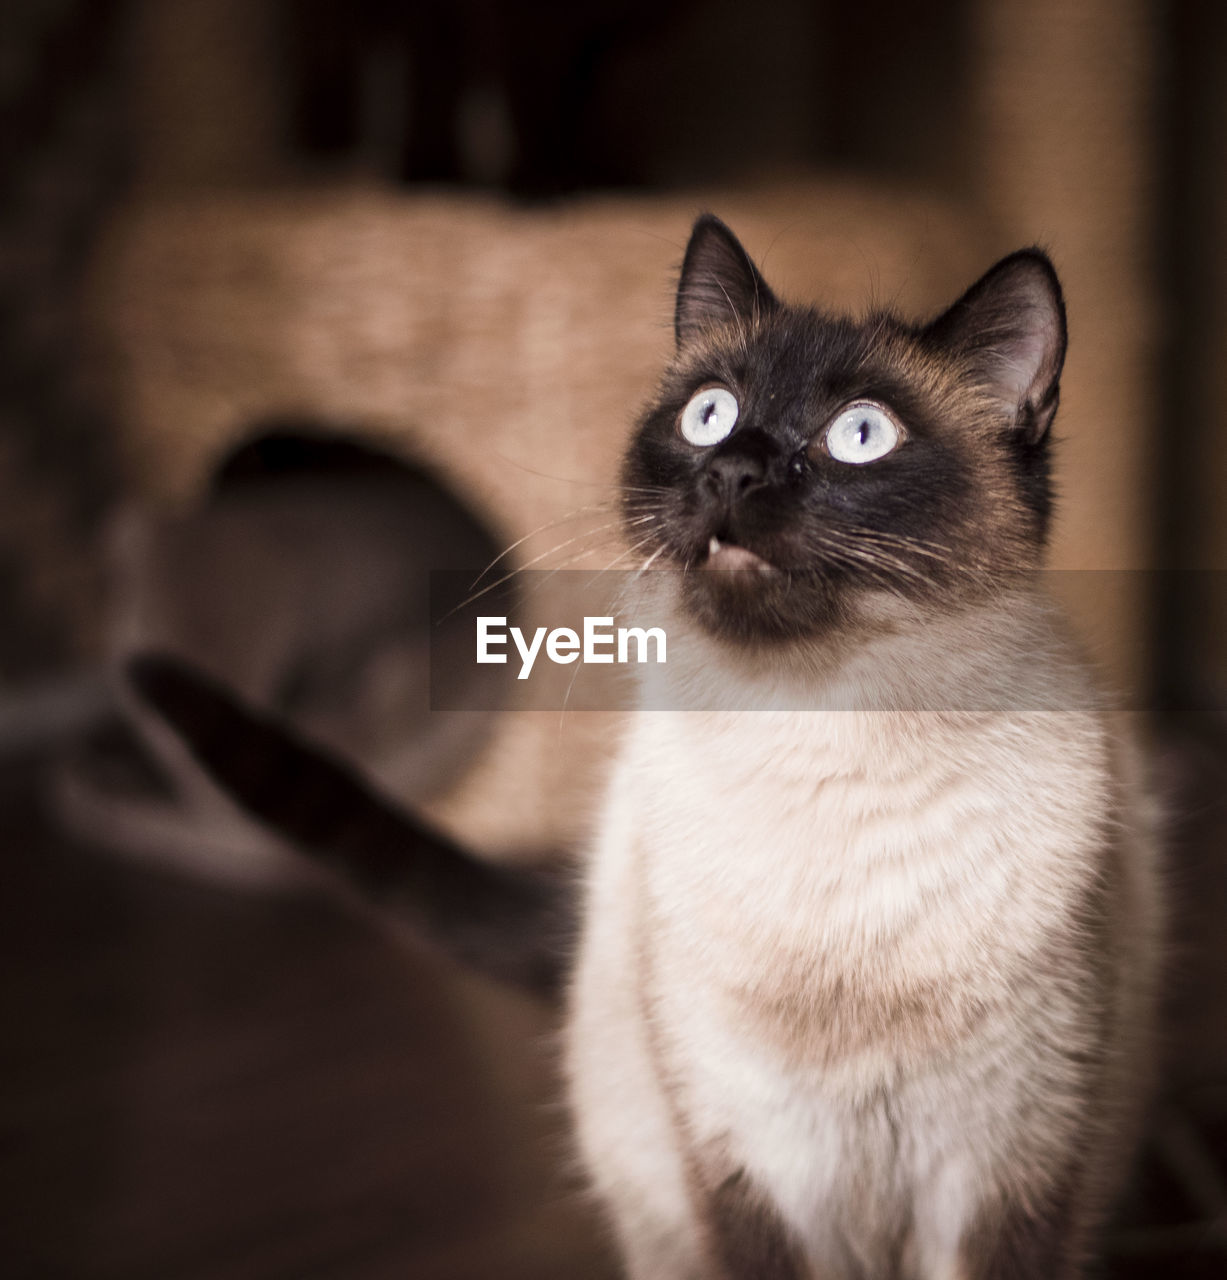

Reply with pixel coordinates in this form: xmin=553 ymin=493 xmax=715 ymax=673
xmin=702 ymin=430 xmax=776 ymax=503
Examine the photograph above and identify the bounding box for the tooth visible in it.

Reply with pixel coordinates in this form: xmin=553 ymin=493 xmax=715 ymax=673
xmin=709 ymin=536 xmax=721 ymax=556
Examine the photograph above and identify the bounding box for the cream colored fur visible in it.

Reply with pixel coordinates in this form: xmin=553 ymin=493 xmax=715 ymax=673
xmin=567 ymin=585 xmax=1160 ymax=1278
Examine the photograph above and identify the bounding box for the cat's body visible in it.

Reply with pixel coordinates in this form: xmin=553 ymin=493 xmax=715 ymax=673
xmin=570 ymin=594 xmax=1156 ymax=1278
xmin=131 ymin=216 xmax=1161 ymax=1278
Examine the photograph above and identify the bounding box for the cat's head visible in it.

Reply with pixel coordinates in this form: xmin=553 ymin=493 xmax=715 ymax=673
xmin=622 ymin=215 xmax=1066 ymax=644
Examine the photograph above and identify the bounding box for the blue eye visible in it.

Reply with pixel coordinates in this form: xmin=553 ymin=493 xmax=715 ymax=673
xmin=680 ymin=387 xmax=738 ymax=446
xmin=824 ymin=403 xmax=901 ymax=464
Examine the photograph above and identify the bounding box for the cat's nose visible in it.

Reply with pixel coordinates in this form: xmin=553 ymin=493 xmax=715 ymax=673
xmin=703 ymin=442 xmax=771 ymax=502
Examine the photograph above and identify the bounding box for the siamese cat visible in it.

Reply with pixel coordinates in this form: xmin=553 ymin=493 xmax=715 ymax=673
xmin=129 ymin=215 xmax=1161 ymax=1279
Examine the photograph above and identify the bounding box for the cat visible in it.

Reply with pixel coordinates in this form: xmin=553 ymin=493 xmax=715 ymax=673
xmin=128 ymin=215 xmax=1161 ymax=1279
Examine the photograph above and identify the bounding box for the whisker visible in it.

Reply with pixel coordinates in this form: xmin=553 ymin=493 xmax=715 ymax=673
xmin=467 ymin=502 xmax=623 ymax=590
xmin=804 ymin=528 xmax=933 ymax=589
xmin=581 ymin=529 xmax=662 ymax=589
xmin=442 ymin=518 xmax=629 ymax=619
xmin=515 ymin=522 xmax=664 ymax=616
xmin=636 ymin=543 xmax=669 ymax=576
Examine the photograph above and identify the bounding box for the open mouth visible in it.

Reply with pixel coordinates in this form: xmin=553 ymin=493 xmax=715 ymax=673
xmin=701 ymin=535 xmax=775 ymax=573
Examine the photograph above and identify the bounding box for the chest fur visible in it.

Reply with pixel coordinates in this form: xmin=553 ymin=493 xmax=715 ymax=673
xmin=626 ymin=706 xmax=1109 ymax=1069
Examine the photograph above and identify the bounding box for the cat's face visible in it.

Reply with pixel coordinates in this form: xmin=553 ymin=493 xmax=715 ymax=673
xmin=622 ymin=216 xmax=1067 ymax=643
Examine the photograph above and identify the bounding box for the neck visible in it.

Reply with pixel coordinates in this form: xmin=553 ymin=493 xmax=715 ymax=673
xmin=630 ymin=580 xmax=1089 ymax=717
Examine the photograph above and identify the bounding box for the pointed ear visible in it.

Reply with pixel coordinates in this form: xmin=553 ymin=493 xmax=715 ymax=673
xmin=674 ymin=214 xmax=779 ymax=348
xmin=926 ymin=250 xmax=1067 ymax=444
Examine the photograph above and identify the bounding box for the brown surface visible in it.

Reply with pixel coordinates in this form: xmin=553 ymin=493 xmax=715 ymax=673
xmin=0 ymin=756 xmax=615 ymax=1280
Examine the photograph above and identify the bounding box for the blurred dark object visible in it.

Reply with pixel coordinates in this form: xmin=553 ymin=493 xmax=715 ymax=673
xmin=279 ymin=0 xmax=969 ymax=195
xmin=1154 ymin=1 xmax=1227 ymax=726
xmin=52 ymin=423 xmax=509 ymax=890
xmin=0 ymin=0 xmax=129 ymax=680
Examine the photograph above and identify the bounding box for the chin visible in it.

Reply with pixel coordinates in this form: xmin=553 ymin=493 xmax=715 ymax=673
xmin=677 ymin=568 xmax=846 ymax=645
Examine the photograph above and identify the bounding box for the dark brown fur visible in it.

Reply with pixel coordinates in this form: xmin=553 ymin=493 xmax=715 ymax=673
xmin=127 ymin=654 xmax=573 ymax=998
xmin=960 ymin=1169 xmax=1081 ymax=1280
xmin=706 ymin=1168 xmax=809 ymax=1280
xmin=621 ymin=216 xmax=1066 ymax=645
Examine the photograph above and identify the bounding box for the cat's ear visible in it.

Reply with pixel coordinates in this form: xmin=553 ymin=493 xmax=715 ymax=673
xmin=675 ymin=214 xmax=779 ymax=348
xmin=926 ymin=250 xmax=1067 ymax=444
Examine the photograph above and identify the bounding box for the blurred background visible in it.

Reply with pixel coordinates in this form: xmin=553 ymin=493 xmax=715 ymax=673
xmin=3 ymin=0 xmax=1227 ymax=1276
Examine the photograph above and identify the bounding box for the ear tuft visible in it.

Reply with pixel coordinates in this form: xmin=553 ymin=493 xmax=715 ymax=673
xmin=674 ymin=214 xmax=778 ymax=349
xmin=927 ymin=250 xmax=1067 ymax=444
